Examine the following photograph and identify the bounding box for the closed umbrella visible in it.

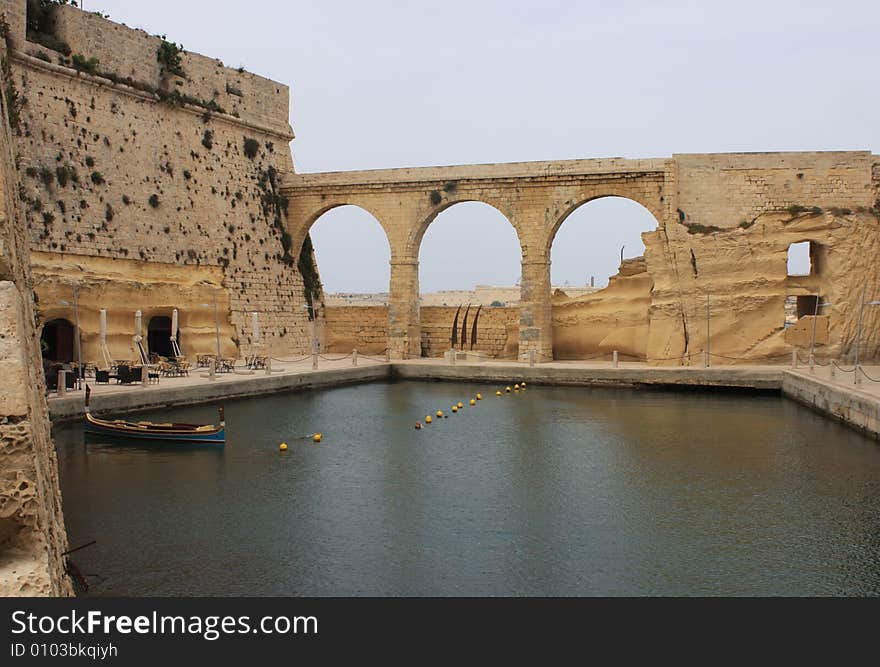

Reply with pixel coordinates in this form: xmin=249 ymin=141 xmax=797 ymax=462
xmin=170 ymin=308 xmax=181 ymax=357
xmin=99 ymin=308 xmax=112 ymax=369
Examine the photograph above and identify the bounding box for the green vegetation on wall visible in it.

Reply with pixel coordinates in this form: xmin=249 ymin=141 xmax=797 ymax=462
xmin=297 ymin=234 xmax=322 ymax=320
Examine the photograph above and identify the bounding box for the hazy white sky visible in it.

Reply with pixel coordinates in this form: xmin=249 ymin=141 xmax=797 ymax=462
xmin=89 ymin=0 xmax=878 ymax=292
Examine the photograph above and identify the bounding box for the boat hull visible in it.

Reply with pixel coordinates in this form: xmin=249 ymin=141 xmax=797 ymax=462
xmin=84 ymin=413 xmax=225 ymax=445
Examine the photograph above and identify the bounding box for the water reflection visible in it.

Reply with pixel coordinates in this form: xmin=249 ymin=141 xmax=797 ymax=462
xmin=53 ymin=382 xmax=880 ymax=596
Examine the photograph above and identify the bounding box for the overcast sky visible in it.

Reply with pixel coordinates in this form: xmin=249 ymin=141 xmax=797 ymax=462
xmin=90 ymin=0 xmax=879 ymax=293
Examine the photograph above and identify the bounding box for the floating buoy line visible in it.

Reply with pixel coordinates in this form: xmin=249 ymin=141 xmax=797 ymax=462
xmin=415 ymin=382 xmax=532 ymax=431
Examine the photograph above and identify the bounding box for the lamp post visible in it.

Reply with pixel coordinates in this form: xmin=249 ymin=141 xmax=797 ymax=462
xmin=620 ymin=245 xmax=626 ymax=265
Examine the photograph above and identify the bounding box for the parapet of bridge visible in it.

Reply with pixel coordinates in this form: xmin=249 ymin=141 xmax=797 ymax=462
xmin=283 ymin=151 xmax=879 ymax=360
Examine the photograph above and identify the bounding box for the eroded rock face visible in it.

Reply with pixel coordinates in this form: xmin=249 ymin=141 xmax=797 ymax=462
xmin=646 ymin=210 xmax=880 ymax=365
xmin=0 ymin=33 xmax=73 ymax=596
xmin=540 ymin=209 xmax=880 ymax=364
xmin=552 ymin=257 xmax=653 ymax=360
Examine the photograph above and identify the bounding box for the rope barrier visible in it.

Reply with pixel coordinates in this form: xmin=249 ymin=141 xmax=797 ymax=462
xmin=358 ymin=354 xmax=391 ymax=362
xmin=270 ymin=355 xmax=312 ymax=364
xmin=857 ymin=366 xmax=880 ymax=383
xmin=831 ymin=360 xmax=856 ymax=373
xmin=318 ymin=353 xmax=353 ymax=361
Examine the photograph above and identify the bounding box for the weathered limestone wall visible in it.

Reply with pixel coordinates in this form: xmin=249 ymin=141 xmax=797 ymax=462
xmin=645 ymin=209 xmax=880 ymax=365
xmin=31 ymin=251 xmax=238 ymax=362
xmin=552 ymin=257 xmax=652 ymax=361
xmin=324 ymin=305 xmax=520 ymax=358
xmin=0 ymin=26 xmax=72 ymax=596
xmin=5 ymin=0 xmax=317 ymax=361
xmin=674 ymin=152 xmax=875 ymax=230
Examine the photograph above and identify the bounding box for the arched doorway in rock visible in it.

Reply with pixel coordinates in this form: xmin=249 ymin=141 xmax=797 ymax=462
xmin=41 ymin=319 xmax=75 ymax=363
xmin=148 ymin=316 xmax=178 ymax=358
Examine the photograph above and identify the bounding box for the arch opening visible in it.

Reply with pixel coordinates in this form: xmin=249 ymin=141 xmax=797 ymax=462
xmin=308 ymin=205 xmax=391 ymax=354
xmin=147 ymin=316 xmax=179 ymax=358
xmin=417 ymin=201 xmax=522 ymax=359
xmin=549 ymin=196 xmax=660 ymax=361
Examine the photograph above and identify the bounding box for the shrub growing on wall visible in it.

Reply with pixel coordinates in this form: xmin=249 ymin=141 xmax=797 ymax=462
xmin=157 ymin=39 xmax=185 ymax=78
xmin=243 ymin=137 xmax=260 ymax=159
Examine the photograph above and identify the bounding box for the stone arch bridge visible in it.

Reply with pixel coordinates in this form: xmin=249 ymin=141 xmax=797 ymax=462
xmin=281 ymin=151 xmax=878 ymax=359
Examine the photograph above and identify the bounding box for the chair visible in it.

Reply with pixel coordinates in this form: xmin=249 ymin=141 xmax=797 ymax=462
xmin=115 ymin=365 xmax=131 ymax=384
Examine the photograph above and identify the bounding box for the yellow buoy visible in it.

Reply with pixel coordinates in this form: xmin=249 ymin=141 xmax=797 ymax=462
xmin=415 ymin=422 xmax=422 ymax=430
xmin=496 ymin=390 xmax=502 ymax=396
xmin=279 ymin=443 xmax=288 ymax=451
xmin=514 ymin=384 xmax=520 ymax=390
xmin=313 ymin=433 xmax=322 ymax=443
xmin=469 ymin=399 xmax=476 ymax=406
xmin=505 ymin=386 xmax=512 ymax=393
xmin=437 ymin=410 xmax=444 ymax=418
xmin=457 ymin=402 xmax=463 ymax=409
xmin=521 ymin=382 xmax=527 ymax=388
xmin=452 ymin=406 xmax=458 ymax=413
xmin=425 ymin=415 xmax=432 ymax=424
xmin=476 ymin=393 xmax=482 ymax=400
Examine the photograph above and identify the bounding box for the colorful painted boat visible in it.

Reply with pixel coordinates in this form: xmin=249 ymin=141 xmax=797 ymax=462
xmin=83 ymin=385 xmax=225 ymax=445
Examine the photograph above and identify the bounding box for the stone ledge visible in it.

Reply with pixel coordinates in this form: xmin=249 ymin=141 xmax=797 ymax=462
xmin=782 ymin=370 xmax=880 ymax=439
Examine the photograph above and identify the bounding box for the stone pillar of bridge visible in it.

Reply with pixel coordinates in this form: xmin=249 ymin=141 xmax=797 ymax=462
xmin=518 ymin=259 xmax=553 ymax=362
xmin=388 ymin=258 xmax=421 ymax=359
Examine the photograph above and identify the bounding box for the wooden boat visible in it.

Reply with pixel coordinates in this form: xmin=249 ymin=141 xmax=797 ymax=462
xmin=83 ymin=385 xmax=225 ymax=445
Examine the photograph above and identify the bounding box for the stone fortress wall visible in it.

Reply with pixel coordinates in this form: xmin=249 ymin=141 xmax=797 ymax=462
xmin=3 ymin=0 xmax=318 ymax=363
xmin=325 ymin=305 xmax=519 ymax=358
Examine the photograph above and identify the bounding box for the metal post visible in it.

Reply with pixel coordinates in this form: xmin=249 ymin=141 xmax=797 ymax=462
xmin=265 ymin=356 xmax=271 ymax=376
xmin=209 ymin=358 xmax=216 ymax=381
xmin=312 ymin=316 xmax=318 ymax=355
xmin=809 ymin=293 xmax=820 ymax=372
xmin=72 ymin=285 xmax=82 ymax=388
xmin=613 ymin=350 xmax=619 ymax=368
xmin=830 ymin=362 xmax=836 ymax=380
xmin=791 ymin=349 xmax=798 ymax=369
xmin=57 ymin=370 xmax=66 ymax=396
xmin=352 ymin=349 xmax=358 ymax=366
xmin=141 ymin=364 xmax=148 ymax=387
xmin=854 ymin=285 xmax=867 ymax=386
xmin=450 ymin=348 xmax=456 ymax=365
xmin=212 ymin=288 xmax=221 ymax=360
xmin=312 ymin=352 xmax=318 ymax=370
xmin=529 ymin=349 xmax=536 ymax=367
xmin=385 ymin=348 xmax=390 ymax=363
xmin=705 ymin=294 xmax=710 ymax=368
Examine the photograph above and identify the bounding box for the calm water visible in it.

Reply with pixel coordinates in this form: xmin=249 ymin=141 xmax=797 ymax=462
xmin=53 ymin=381 xmax=880 ymax=596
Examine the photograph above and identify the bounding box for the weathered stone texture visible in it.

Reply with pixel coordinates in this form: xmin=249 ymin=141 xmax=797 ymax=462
xmin=325 ymin=305 xmax=520 ymax=359
xmin=0 ymin=24 xmax=72 ymax=596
